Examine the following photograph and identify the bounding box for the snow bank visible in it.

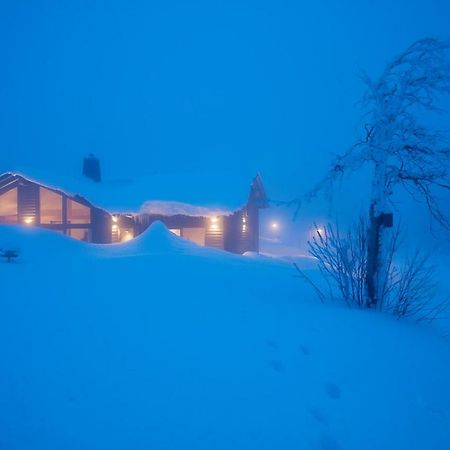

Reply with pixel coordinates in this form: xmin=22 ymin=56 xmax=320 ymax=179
xmin=0 ymin=224 xmax=90 ymax=263
xmin=0 ymin=224 xmax=449 ymax=450
xmin=98 ymin=220 xmax=235 ymax=260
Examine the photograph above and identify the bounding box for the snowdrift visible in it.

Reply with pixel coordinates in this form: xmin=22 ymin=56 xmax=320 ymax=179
xmin=0 ymin=224 xmax=449 ymax=450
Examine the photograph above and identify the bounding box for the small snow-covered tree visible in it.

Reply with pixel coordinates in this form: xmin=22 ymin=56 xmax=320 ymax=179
xmin=301 ymin=38 xmax=450 ymax=309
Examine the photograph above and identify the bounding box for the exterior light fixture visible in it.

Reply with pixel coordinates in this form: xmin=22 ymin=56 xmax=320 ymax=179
xmin=309 ymin=225 xmax=325 ymax=240
xmin=23 ymin=217 xmax=34 ymax=225
xmin=209 ymin=216 xmax=220 ymax=231
xmin=271 ymin=222 xmax=279 ymax=230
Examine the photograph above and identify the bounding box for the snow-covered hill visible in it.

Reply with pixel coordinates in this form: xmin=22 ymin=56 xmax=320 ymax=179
xmin=0 ymin=223 xmax=449 ymax=450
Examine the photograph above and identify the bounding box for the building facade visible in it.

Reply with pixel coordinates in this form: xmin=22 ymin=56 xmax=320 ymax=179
xmin=0 ymin=173 xmax=112 ymax=243
xmin=0 ymin=172 xmax=268 ymax=254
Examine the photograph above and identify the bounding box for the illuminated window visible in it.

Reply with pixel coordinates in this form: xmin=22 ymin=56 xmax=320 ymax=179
xmin=169 ymin=228 xmax=181 ymax=236
xmin=68 ymin=228 xmax=90 ymax=241
xmin=182 ymin=227 xmax=205 ymax=246
xmin=0 ymin=188 xmax=18 ymax=224
xmin=39 ymin=187 xmax=63 ymax=224
xmin=67 ymin=199 xmax=90 ymax=224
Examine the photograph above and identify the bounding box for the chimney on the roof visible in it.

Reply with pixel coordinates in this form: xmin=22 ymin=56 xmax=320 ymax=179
xmin=82 ymin=154 xmax=102 ymax=182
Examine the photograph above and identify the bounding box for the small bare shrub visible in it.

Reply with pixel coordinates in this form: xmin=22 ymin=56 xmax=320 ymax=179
xmin=305 ymin=219 xmax=371 ymax=307
xmin=299 ymin=219 xmax=449 ymax=323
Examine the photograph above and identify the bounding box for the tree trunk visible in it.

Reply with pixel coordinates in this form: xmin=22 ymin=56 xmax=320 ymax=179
xmin=366 ymin=160 xmax=391 ymax=308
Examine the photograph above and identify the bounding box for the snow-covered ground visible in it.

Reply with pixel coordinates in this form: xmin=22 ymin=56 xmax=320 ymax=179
xmin=0 ymin=223 xmax=449 ymax=450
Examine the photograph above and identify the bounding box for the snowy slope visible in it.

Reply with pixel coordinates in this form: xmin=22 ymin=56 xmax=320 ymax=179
xmin=0 ymin=223 xmax=449 ymax=450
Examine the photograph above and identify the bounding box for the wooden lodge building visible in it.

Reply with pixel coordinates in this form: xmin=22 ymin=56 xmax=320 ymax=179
xmin=0 ymin=169 xmax=268 ymax=254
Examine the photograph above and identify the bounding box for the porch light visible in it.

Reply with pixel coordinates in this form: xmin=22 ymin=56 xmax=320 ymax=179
xmin=309 ymin=225 xmax=325 ymax=240
xmin=209 ymin=216 xmax=220 ymax=231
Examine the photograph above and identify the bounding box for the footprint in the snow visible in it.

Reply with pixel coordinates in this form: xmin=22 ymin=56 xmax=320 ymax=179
xmin=269 ymin=359 xmax=286 ymax=373
xmin=324 ymin=382 xmax=341 ymax=400
xmin=307 ymin=406 xmax=329 ymax=427
xmin=265 ymin=339 xmax=279 ymax=349
xmin=299 ymin=344 xmax=311 ymax=355
xmin=320 ymin=433 xmax=342 ymax=450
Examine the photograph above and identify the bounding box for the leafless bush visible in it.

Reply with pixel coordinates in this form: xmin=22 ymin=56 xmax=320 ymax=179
xmin=301 ymin=218 xmax=449 ymax=323
xmin=306 ymin=219 xmax=371 ymax=307
xmin=386 ymin=252 xmax=450 ymax=322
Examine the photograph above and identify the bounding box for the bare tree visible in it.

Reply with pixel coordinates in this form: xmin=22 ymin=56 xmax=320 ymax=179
xmin=298 ymin=38 xmax=450 ymax=308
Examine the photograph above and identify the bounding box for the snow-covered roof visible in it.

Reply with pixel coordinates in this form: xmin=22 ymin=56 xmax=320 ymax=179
xmin=2 ymin=166 xmax=257 ymax=214
xmin=140 ymin=201 xmax=231 ymax=217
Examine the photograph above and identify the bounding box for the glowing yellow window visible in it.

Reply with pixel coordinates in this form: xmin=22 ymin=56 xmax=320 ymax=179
xmin=39 ymin=187 xmax=63 ymax=224
xmin=182 ymin=227 xmax=205 ymax=246
xmin=0 ymin=188 xmax=18 ymax=224
xmin=67 ymin=199 xmax=91 ymax=224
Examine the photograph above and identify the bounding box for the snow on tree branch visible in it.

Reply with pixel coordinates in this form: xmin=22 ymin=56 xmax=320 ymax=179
xmin=301 ymin=38 xmax=450 ymax=228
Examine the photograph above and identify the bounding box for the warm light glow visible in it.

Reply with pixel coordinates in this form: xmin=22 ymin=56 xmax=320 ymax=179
xmin=271 ymin=222 xmax=279 ymax=230
xmin=112 ymin=224 xmax=118 ymax=231
xmin=183 ymin=227 xmax=206 ymax=246
xmin=0 ymin=188 xmax=18 ymax=224
xmin=40 ymin=187 xmax=63 ymax=224
xmin=121 ymin=230 xmax=134 ymax=242
xmin=23 ymin=217 xmax=34 ymax=225
xmin=242 ymin=224 xmax=247 ymax=232
xmin=112 ymin=216 xmax=118 ymax=223
xmin=309 ymin=225 xmax=326 ymax=240
xmin=67 ymin=199 xmax=90 ymax=224
xmin=209 ymin=216 xmax=220 ymax=231
xmin=242 ymin=216 xmax=246 ymax=223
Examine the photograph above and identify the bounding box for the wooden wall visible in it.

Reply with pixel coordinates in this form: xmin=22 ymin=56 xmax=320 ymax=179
xmin=17 ymin=183 xmax=39 ymax=224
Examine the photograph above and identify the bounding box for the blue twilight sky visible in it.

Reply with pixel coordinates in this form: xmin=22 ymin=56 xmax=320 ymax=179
xmin=1 ymin=0 xmax=449 ymax=248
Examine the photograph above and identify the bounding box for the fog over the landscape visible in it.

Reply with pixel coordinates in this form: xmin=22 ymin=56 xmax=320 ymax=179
xmin=2 ymin=4 xmax=450 ymax=449
xmin=1 ymin=0 xmax=449 ymax=251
